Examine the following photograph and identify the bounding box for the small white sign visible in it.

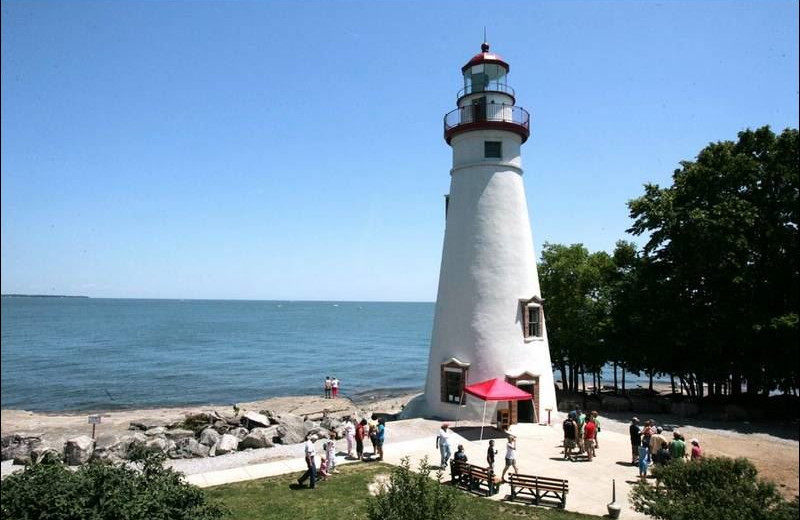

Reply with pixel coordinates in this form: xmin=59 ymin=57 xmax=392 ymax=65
xmin=88 ymin=415 xmax=101 ymax=424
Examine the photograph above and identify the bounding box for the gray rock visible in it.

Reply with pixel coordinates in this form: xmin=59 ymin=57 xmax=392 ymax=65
xmin=275 ymin=413 xmax=306 ymax=444
xmin=168 ymin=438 xmax=209 ymax=459
xmin=64 ymin=435 xmax=95 ymax=466
xmin=230 ymin=427 xmax=249 ymax=441
xmin=199 ymin=428 xmax=221 ymax=447
xmin=91 ymin=434 xmax=123 ymax=462
xmin=145 ymin=427 xmax=167 ymax=437
xmin=165 ymin=428 xmax=195 ymax=440
xmin=320 ymin=417 xmax=342 ymax=431
xmin=31 ymin=443 xmax=62 ymax=464
xmin=239 ymin=427 xmax=276 ymax=449
xmin=242 ymin=411 xmax=271 ymax=429
xmin=212 ymin=420 xmax=230 ymax=434
xmin=145 ymin=437 xmax=174 ymax=453
xmin=129 ymin=418 xmax=171 ymax=431
xmin=1 ymin=434 xmax=40 ymax=463
xmin=214 ymin=434 xmax=239 ymax=455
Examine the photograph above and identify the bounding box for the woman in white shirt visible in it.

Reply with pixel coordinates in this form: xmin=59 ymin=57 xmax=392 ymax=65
xmin=501 ymin=435 xmax=518 ymax=482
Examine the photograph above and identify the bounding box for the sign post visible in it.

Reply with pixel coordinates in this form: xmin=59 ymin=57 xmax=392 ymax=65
xmin=88 ymin=415 xmax=101 ymax=439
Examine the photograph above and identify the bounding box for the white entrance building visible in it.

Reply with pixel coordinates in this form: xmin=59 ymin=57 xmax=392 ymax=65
xmin=404 ymin=42 xmax=557 ymax=424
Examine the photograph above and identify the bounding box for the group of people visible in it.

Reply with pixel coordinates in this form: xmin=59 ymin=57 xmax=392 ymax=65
xmin=323 ymin=376 xmax=340 ymax=399
xmin=562 ymin=408 xmax=601 ymax=461
xmin=629 ymin=417 xmax=702 ymax=480
xmin=297 ymin=413 xmax=386 ymax=489
xmin=435 ymin=423 xmax=520 ymax=482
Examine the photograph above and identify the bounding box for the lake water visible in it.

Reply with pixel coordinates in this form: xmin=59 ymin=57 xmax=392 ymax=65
xmin=1 ymin=297 xmax=659 ymax=412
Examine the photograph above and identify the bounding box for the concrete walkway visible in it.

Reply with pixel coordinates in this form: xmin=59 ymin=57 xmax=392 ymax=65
xmin=186 ymin=417 xmax=649 ymax=519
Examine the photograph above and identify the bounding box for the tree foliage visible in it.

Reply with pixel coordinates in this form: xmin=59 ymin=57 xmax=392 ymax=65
xmin=541 ymin=126 xmax=799 ymax=398
xmin=366 ymin=456 xmax=458 ymax=520
xmin=630 ymin=457 xmax=798 ymax=520
xmin=0 ymin=448 xmax=226 ymax=520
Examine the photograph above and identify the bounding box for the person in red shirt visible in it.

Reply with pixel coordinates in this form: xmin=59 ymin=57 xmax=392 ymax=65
xmin=583 ymin=417 xmax=597 ymax=461
xmin=355 ymin=419 xmax=367 ymax=460
xmin=690 ymin=438 xmax=702 ymax=460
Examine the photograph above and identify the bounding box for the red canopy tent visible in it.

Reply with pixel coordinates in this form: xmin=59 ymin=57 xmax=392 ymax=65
xmin=462 ymin=378 xmax=534 ymax=441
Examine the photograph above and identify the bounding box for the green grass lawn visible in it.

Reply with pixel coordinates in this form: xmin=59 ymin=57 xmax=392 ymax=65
xmin=205 ymin=462 xmax=600 ymax=520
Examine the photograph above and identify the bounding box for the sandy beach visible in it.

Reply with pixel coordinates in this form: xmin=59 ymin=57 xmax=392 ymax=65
xmin=2 ymin=391 xmax=798 ymax=502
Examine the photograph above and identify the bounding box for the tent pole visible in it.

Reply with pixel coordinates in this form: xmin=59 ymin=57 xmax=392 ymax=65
xmin=533 ymin=398 xmax=538 ymax=424
xmin=480 ymin=400 xmax=487 ymax=442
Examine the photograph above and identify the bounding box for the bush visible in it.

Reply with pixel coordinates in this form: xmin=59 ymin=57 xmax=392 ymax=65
xmin=366 ymin=456 xmax=458 ymax=520
xmin=0 ymin=448 xmax=226 ymax=520
xmin=630 ymin=456 xmax=798 ymax=520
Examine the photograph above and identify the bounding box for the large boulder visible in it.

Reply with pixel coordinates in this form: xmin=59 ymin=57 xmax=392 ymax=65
xmin=168 ymin=438 xmax=209 ymax=459
xmin=199 ymin=427 xmax=221 ymax=447
xmin=92 ymin=434 xmax=123 ymax=462
xmin=145 ymin=437 xmax=175 ymax=454
xmin=145 ymin=427 xmax=167 ymax=437
xmin=275 ymin=414 xmax=306 ymax=445
xmin=31 ymin=443 xmax=62 ymax=464
xmin=64 ymin=436 xmax=95 ymax=466
xmin=241 ymin=411 xmax=271 ymax=429
xmin=239 ymin=427 xmax=277 ymax=449
xmin=214 ymin=434 xmax=239 ymax=455
xmin=212 ymin=420 xmax=230 ymax=434
xmin=1 ymin=435 xmax=40 ymax=463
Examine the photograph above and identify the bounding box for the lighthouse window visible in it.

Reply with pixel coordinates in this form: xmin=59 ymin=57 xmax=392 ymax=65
xmin=440 ymin=360 xmax=469 ymax=404
xmin=485 ymin=141 xmax=502 ymax=158
xmin=523 ymin=304 xmax=542 ymax=338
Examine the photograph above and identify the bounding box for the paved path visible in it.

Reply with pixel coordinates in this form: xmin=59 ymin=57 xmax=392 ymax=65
xmin=187 ymin=416 xmax=649 ymax=519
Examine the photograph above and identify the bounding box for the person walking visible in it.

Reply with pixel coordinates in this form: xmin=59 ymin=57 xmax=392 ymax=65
xmin=355 ymin=418 xmax=367 ymax=460
xmin=436 ymin=423 xmax=452 ymax=469
xmin=501 ymin=435 xmax=518 ymax=482
xmin=629 ymin=417 xmax=641 ymax=464
xmin=591 ymin=410 xmax=601 ymax=449
xmin=344 ymin=417 xmax=356 ymax=459
xmin=297 ymin=434 xmax=318 ymax=489
xmin=324 ymin=377 xmax=332 ymax=399
xmin=487 ymin=439 xmax=497 ymax=472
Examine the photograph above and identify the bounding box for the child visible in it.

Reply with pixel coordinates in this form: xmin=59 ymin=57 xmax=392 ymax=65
xmin=487 ymin=439 xmax=497 ymax=471
xmin=326 ymin=439 xmax=339 ymax=473
xmin=318 ymin=453 xmax=330 ymax=480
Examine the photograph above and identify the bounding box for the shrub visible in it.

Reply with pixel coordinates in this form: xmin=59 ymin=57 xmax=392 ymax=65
xmin=366 ymin=456 xmax=458 ymax=520
xmin=630 ymin=456 xmax=798 ymax=520
xmin=0 ymin=448 xmax=226 ymax=520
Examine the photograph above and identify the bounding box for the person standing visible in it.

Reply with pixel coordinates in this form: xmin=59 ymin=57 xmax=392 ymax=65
xmin=690 ymin=438 xmax=702 ymax=460
xmin=436 ymin=423 xmax=452 ymax=469
xmin=501 ymin=435 xmax=518 ymax=482
xmin=355 ymin=418 xmax=367 ymax=460
xmin=638 ymin=443 xmax=649 ymax=480
xmin=332 ymin=377 xmax=340 ymax=398
xmin=641 ymin=420 xmax=654 ymax=464
xmin=563 ymin=414 xmax=577 ymax=461
xmin=649 ymin=426 xmax=668 ymax=464
xmin=670 ymin=431 xmax=687 ymax=461
xmin=368 ymin=414 xmax=379 ymax=457
xmin=629 ymin=417 xmax=641 ymax=464
xmin=326 ymin=438 xmax=339 ymax=474
xmin=487 ymin=439 xmax=497 ymax=472
xmin=297 ymin=434 xmax=318 ymax=489
xmin=324 ymin=377 xmax=332 ymax=399
xmin=376 ymin=418 xmax=385 ymax=461
xmin=590 ymin=410 xmax=601 ymax=449
xmin=583 ymin=416 xmax=597 ymax=461
xmin=344 ymin=417 xmax=356 ymax=459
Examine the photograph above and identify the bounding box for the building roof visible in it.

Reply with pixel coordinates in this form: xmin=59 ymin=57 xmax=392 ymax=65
xmin=462 ymin=42 xmax=510 ymax=73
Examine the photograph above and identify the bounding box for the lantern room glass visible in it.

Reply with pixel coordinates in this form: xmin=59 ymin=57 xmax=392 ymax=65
xmin=463 ymin=63 xmax=508 ymax=94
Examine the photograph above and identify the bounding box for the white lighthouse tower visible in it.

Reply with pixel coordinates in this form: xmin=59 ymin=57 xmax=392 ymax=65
xmin=405 ymin=42 xmax=557 ymax=425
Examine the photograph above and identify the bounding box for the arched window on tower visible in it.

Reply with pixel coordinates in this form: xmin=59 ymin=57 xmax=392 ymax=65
xmin=520 ymin=296 xmax=545 ymax=339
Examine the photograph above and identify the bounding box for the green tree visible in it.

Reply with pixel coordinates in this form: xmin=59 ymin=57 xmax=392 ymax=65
xmin=630 ymin=457 xmax=798 ymax=520
xmin=627 ymin=127 xmax=799 ymax=397
xmin=539 ymin=243 xmax=615 ymax=392
xmin=366 ymin=457 xmax=458 ymax=520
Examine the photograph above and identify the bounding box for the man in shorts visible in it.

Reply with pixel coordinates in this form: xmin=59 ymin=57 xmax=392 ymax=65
xmin=563 ymin=413 xmax=578 ymax=461
xmin=629 ymin=417 xmax=641 ymax=464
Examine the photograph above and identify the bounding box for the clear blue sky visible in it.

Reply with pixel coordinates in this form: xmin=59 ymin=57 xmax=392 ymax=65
xmin=2 ymin=0 xmax=798 ymax=301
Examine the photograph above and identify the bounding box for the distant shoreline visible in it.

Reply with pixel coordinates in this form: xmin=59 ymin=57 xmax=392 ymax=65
xmin=2 ymin=294 xmax=89 ymax=298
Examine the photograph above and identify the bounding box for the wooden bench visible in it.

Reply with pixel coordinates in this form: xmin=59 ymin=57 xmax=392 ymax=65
xmin=450 ymin=460 xmax=499 ymax=496
xmin=507 ymin=473 xmax=569 ymax=508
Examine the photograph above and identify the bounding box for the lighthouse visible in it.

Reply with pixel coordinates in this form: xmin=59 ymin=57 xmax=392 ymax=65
xmin=405 ymin=42 xmax=557 ymax=424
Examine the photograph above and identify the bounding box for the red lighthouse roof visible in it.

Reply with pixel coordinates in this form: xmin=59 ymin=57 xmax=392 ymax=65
xmin=461 ymin=42 xmax=510 ymax=73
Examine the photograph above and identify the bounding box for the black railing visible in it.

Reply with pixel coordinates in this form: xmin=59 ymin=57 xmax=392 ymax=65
xmin=444 ymin=103 xmax=530 ymax=132
xmin=457 ymin=82 xmax=515 ymax=101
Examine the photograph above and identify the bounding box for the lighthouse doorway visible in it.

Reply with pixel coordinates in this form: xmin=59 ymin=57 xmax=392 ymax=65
xmin=517 ymin=384 xmax=535 ymax=423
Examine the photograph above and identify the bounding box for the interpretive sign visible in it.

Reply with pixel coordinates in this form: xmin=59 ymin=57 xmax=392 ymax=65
xmin=88 ymin=415 xmax=101 ymax=424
